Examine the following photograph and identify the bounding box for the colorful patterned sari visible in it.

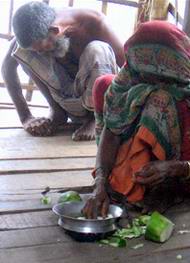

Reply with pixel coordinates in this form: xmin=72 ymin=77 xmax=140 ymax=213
xmin=94 ymin=21 xmax=190 ymax=203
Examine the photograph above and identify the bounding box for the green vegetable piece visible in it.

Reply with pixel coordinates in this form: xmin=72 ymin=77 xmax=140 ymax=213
xmin=108 ymin=237 xmax=126 ymax=247
xmin=58 ymin=191 xmax=82 ymax=203
xmin=133 ymin=218 xmax=140 ymax=226
xmin=176 ymin=254 xmax=183 ymax=260
xmin=139 ymin=215 xmax=151 ymax=226
xmin=99 ymin=237 xmax=126 ymax=247
xmin=145 ymin=211 xmax=174 ymax=243
xmin=132 ymin=243 xmax=144 ymax=249
xmin=115 ymin=228 xmax=136 ymax=239
xmin=132 ymin=225 xmax=142 ymax=237
xmin=99 ymin=239 xmax=110 ymax=245
xmin=41 ymin=196 xmax=51 ymax=205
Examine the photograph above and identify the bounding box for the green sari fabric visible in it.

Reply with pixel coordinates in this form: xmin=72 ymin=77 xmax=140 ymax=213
xmin=103 ymin=44 xmax=190 ymax=159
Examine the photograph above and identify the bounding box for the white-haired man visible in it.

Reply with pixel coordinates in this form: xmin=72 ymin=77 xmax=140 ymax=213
xmin=2 ymin=1 xmax=124 ymax=140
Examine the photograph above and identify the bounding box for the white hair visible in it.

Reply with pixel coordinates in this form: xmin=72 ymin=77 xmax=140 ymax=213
xmin=13 ymin=1 xmax=56 ymax=48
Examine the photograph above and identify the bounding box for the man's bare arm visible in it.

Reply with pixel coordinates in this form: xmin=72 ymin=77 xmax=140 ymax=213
xmin=99 ymin=18 xmax=125 ymax=67
xmin=87 ymin=11 xmax=125 ymax=67
xmin=60 ymin=9 xmax=125 ymax=67
xmin=1 ymin=39 xmax=32 ymax=123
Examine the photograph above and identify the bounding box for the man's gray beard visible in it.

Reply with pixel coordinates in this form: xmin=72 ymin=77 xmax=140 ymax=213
xmin=52 ymin=36 xmax=70 ymax=58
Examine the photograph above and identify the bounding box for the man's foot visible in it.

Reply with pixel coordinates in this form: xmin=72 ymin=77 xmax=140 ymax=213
xmin=49 ymin=108 xmax=68 ymax=132
xmin=72 ymin=118 xmax=95 ymax=141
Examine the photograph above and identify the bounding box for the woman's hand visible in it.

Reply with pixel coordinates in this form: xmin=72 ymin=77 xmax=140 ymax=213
xmin=133 ymin=160 xmax=188 ymax=187
xmin=82 ymin=178 xmax=110 ymax=219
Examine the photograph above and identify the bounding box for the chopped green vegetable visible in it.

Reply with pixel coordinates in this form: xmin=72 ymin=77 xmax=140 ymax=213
xmin=109 ymin=237 xmax=126 ymax=247
xmin=58 ymin=191 xmax=82 ymax=203
xmin=98 ymin=213 xmax=160 ymax=248
xmin=139 ymin=215 xmax=151 ymax=226
xmin=176 ymin=254 xmax=183 ymax=260
xmin=132 ymin=243 xmax=144 ymax=249
xmin=99 ymin=237 xmax=126 ymax=247
xmin=99 ymin=239 xmax=110 ymax=245
xmin=145 ymin=211 xmax=174 ymax=243
xmin=41 ymin=196 xmax=51 ymax=205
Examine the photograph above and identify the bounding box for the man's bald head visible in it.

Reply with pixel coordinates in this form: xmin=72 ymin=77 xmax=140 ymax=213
xmin=13 ymin=1 xmax=56 ymax=48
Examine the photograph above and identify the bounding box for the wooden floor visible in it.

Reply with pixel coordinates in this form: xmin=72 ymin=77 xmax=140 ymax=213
xmin=1 ymin=103 xmax=190 ymax=263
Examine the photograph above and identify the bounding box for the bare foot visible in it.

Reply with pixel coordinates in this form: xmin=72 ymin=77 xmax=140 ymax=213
xmin=72 ymin=118 xmax=95 ymax=141
xmin=49 ymin=108 xmax=68 ymax=131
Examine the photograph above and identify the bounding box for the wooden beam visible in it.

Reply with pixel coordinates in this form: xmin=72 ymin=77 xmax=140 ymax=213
xmin=168 ymin=2 xmax=183 ymax=25
xmin=68 ymin=0 xmax=74 ymax=7
xmin=183 ymin=0 xmax=190 ymax=35
xmin=97 ymin=0 xmax=139 ymax=8
xmin=8 ymin=0 xmax=14 ymax=35
xmin=0 ymin=82 xmax=38 ymax=90
xmin=102 ymin=1 xmax=108 ymax=14
xmin=0 ymin=33 xmax=13 ymax=40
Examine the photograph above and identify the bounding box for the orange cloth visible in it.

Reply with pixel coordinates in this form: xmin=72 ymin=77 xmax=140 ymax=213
xmin=109 ymin=126 xmax=166 ymax=203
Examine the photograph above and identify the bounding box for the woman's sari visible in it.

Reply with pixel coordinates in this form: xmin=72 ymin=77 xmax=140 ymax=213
xmin=93 ymin=21 xmax=190 ymax=203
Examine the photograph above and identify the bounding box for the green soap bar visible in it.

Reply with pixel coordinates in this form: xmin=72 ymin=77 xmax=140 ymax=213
xmin=145 ymin=211 xmax=174 ymax=243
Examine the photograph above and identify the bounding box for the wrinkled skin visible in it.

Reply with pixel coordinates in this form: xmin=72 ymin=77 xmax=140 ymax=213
xmin=82 ymin=178 xmax=110 ymax=219
xmin=83 ymin=160 xmax=189 ymax=218
xmin=133 ymin=160 xmax=189 ymax=214
xmin=83 ymin=128 xmax=120 ymax=219
xmin=23 ymin=116 xmax=53 ymax=136
xmin=133 ymin=160 xmax=188 ymax=187
xmin=2 ymin=8 xmax=124 ymax=141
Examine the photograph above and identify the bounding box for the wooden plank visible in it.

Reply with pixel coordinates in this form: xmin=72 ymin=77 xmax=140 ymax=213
xmin=0 ymin=184 xmax=93 ymax=202
xmin=0 ymin=211 xmax=57 ymax=230
xmin=0 ymin=157 xmax=95 ymax=174
xmin=0 ymin=108 xmax=48 ymax=128
xmin=0 ymin=240 xmax=190 ymax=263
xmin=98 ymin=0 xmax=139 ymax=8
xmin=0 ymin=170 xmax=93 ymax=193
xmin=1 ymin=205 xmax=190 ymax=262
xmin=0 ymin=226 xmax=71 ymax=249
xmin=0 ymin=192 xmax=92 ymax=213
xmin=0 ymin=129 xmax=97 ymax=159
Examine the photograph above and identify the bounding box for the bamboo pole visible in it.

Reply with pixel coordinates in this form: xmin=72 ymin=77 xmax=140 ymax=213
xmin=97 ymin=0 xmax=139 ymax=8
xmin=8 ymin=0 xmax=14 ymax=35
xmin=150 ymin=0 xmax=170 ymax=20
xmin=68 ymin=0 xmax=74 ymax=7
xmin=101 ymin=1 xmax=108 ymax=15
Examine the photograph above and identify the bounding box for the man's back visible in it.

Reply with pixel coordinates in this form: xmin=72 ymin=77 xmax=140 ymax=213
xmin=53 ymin=8 xmax=124 ymax=66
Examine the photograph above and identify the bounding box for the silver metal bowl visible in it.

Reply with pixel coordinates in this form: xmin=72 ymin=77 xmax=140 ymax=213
xmin=52 ymin=201 xmax=123 ymax=234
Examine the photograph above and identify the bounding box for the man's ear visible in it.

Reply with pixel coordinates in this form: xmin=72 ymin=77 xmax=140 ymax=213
xmin=48 ymin=26 xmax=60 ymax=36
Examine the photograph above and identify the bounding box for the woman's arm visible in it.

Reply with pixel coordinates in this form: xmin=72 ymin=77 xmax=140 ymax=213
xmin=83 ymin=126 xmax=121 ymax=219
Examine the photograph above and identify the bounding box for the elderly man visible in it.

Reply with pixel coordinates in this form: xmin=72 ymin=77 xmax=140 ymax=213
xmin=2 ymin=1 xmax=124 ymax=140
xmin=83 ymin=20 xmax=190 ymax=218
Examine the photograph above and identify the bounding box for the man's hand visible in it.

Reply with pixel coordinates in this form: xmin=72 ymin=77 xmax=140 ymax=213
xmin=23 ymin=116 xmax=54 ymax=136
xmin=133 ymin=160 xmax=187 ymax=187
xmin=82 ymin=181 xmax=110 ymax=219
